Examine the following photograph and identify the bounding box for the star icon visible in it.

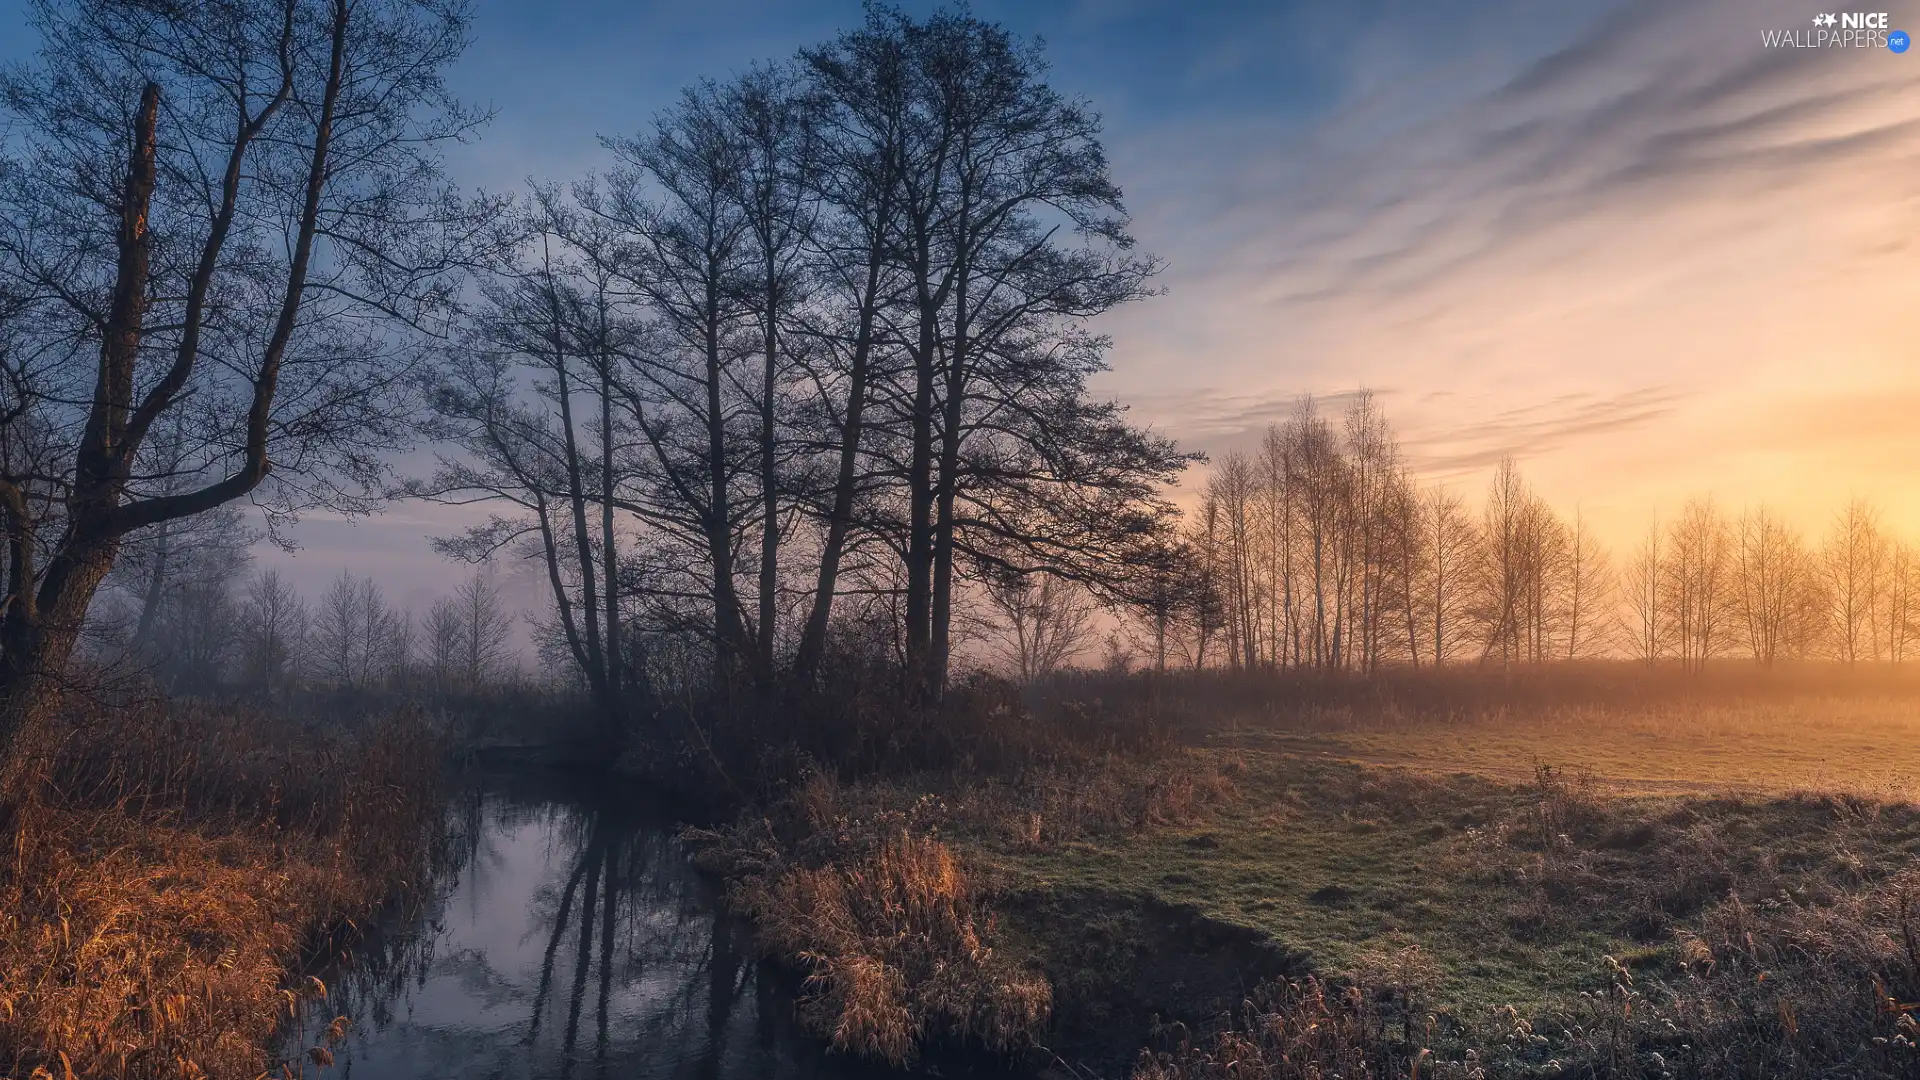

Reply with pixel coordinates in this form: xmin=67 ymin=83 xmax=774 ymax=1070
xmin=1825 ymin=13 xmax=1839 ymax=26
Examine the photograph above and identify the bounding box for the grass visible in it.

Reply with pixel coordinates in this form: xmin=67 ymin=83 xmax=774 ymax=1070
xmin=1048 ymin=664 xmax=1920 ymax=796
xmin=694 ymin=664 xmax=1920 ymax=1077
xmin=1228 ymin=700 xmax=1920 ymax=797
xmin=0 ymin=695 xmax=444 ymax=1080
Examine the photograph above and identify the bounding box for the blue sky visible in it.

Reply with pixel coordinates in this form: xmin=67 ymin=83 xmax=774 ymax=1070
xmin=4 ymin=0 xmax=1918 ymax=614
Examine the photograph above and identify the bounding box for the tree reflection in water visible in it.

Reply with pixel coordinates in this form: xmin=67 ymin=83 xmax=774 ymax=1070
xmin=281 ymin=778 xmax=903 ymax=1080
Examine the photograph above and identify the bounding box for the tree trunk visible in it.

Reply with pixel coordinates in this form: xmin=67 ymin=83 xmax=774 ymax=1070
xmin=0 ymin=84 xmax=160 ymax=788
xmin=794 ymin=252 xmax=883 ymax=683
xmin=705 ymin=306 xmax=746 ymax=690
xmin=903 ymin=276 xmax=938 ymax=699
xmin=757 ymin=269 xmax=780 ymax=678
xmin=930 ymin=265 xmax=970 ymax=694
xmin=0 ymin=542 xmax=119 ymax=792
xmin=549 ymin=287 xmax=609 ymax=716
xmin=598 ymin=344 xmax=625 ymax=731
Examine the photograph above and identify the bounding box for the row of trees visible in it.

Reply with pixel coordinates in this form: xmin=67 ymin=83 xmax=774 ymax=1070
xmin=90 ymin=557 xmax=519 ymax=698
xmin=1620 ymin=497 xmax=1919 ymax=671
xmin=415 ymin=6 xmax=1187 ymax=733
xmin=1116 ymin=394 xmax=1920 ymax=676
xmin=0 ymin=0 xmax=1187 ymax=772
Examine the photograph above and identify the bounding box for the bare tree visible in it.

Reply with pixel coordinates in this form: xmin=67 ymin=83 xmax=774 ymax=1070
xmin=454 ymin=568 xmax=516 ymax=686
xmin=1883 ymin=542 xmax=1919 ymax=665
xmin=311 ymin=572 xmax=405 ymax=689
xmin=983 ymin=572 xmax=1094 ymax=683
xmin=1474 ymin=457 xmax=1531 ymax=667
xmin=156 ymin=575 xmax=243 ymax=691
xmin=1281 ymin=399 xmax=1349 ymax=669
xmin=1178 ymin=503 xmax=1231 ymax=670
xmin=108 ymin=505 xmax=255 ymax=662
xmin=725 ymin=64 xmax=818 ymax=676
xmin=854 ymin=8 xmax=1165 ymax=696
xmin=1819 ymin=498 xmax=1887 ymax=666
xmin=1622 ymin=515 xmax=1663 ymax=666
xmin=1516 ymin=494 xmax=1568 ymax=665
xmin=1662 ymin=497 xmax=1733 ymax=674
xmin=416 ymin=203 xmax=632 ymax=734
xmin=1206 ymin=452 xmax=1261 ymax=671
xmin=0 ymin=0 xmax=500 ymax=777
xmin=1423 ymin=486 xmax=1475 ymax=666
xmin=1378 ymin=471 xmax=1427 ymax=667
xmin=790 ymin=28 xmax=910 ymax=682
xmin=425 ymin=596 xmax=466 ymax=693
xmin=1122 ymin=539 xmax=1211 ymax=674
xmin=1343 ymin=391 xmax=1401 ymax=671
xmin=1734 ymin=506 xmax=1812 ymax=669
xmin=1560 ymin=508 xmax=1613 ymax=661
xmin=238 ymin=569 xmax=306 ymax=698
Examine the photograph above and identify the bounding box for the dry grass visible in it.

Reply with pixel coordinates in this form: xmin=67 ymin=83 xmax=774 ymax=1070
xmin=692 ymin=770 xmax=1052 ymax=1066
xmin=743 ymin=828 xmax=1051 ymax=1064
xmin=1131 ymin=977 xmax=1436 ymax=1080
xmin=692 ymin=665 xmax=1920 ymax=1075
xmin=0 ymin=697 xmax=442 ymax=1080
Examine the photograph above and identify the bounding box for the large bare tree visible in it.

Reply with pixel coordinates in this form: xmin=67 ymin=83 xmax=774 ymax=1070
xmin=0 ymin=0 xmax=499 ymax=781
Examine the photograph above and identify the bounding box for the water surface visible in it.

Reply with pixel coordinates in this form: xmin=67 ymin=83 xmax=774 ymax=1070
xmin=282 ymin=775 xmax=921 ymax=1080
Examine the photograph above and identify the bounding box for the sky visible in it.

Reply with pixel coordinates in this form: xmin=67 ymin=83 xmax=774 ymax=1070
xmin=3 ymin=0 xmax=1918 ymax=617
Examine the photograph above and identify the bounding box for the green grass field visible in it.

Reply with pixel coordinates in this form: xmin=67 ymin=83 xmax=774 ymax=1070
xmin=963 ymin=682 xmax=1920 ymax=1073
xmin=709 ymin=672 xmax=1920 ymax=1075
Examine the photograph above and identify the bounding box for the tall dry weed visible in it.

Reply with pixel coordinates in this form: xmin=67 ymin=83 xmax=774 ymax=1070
xmin=1131 ymin=977 xmax=1456 ymax=1080
xmin=739 ymin=829 xmax=1051 ymax=1065
xmin=0 ymin=698 xmax=443 ymax=1079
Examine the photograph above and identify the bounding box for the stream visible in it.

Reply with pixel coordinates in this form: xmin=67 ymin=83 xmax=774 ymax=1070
xmin=279 ymin=772 xmax=957 ymax=1080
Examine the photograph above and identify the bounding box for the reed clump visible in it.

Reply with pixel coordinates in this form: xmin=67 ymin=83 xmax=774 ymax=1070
xmin=0 ymin=697 xmax=442 ymax=1080
xmin=696 ymin=769 xmax=1051 ymax=1066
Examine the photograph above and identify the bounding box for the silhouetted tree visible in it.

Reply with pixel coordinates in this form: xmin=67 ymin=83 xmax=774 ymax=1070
xmin=312 ymin=572 xmax=407 ymax=689
xmin=0 ymin=0 xmax=500 ymax=781
xmin=983 ymin=571 xmax=1093 ymax=682
xmin=1663 ymin=497 xmax=1733 ymax=674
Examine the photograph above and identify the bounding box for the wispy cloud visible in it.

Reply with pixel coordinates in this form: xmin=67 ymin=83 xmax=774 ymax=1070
xmin=1402 ymin=387 xmax=1689 ymax=475
xmin=1100 ymin=0 xmax=1920 ymax=543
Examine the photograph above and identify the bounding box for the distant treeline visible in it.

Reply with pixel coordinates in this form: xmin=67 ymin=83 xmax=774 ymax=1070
xmin=1131 ymin=393 xmax=1918 ymax=675
xmin=81 ymin=527 xmax=522 ymax=699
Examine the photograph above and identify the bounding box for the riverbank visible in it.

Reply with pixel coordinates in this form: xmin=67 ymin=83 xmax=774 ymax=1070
xmin=688 ymin=672 xmax=1920 ymax=1079
xmin=0 ymin=700 xmax=444 ymax=1079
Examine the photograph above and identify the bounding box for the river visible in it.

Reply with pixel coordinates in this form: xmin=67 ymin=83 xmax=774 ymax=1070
xmin=279 ymin=772 xmax=945 ymax=1080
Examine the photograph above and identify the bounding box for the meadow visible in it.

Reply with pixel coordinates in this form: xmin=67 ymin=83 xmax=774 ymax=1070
xmin=696 ymin=665 xmax=1920 ymax=1079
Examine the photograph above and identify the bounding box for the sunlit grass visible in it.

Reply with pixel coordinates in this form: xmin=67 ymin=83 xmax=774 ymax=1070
xmin=0 ymin=700 xmax=442 ymax=1080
